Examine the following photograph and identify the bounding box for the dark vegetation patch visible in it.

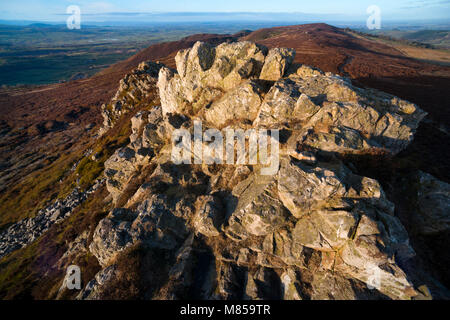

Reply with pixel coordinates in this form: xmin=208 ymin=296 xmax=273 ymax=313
xmin=98 ymin=244 xmax=174 ymax=300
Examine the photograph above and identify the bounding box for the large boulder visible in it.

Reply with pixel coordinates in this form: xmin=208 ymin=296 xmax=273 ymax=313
xmin=90 ymin=195 xmax=191 ymax=267
xmin=104 ymin=107 xmax=164 ymax=203
xmin=204 ymin=80 xmax=264 ymax=128
xmin=158 ymin=41 xmax=280 ymax=117
xmin=193 ymin=195 xmax=225 ymax=237
xmin=224 ymin=174 xmax=291 ymax=242
xmin=99 ymin=61 xmax=164 ymax=135
xmin=257 ymin=71 xmax=427 ymax=155
xmin=260 ymin=47 xmax=296 ymax=81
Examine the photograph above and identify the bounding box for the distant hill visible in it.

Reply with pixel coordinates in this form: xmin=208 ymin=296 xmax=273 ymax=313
xmin=0 ymin=20 xmax=60 ymax=26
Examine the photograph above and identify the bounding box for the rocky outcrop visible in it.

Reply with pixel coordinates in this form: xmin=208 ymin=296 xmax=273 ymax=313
xmin=89 ymin=197 xmax=188 ymax=267
xmin=76 ymin=265 xmax=118 ymax=300
xmin=257 ymin=66 xmax=426 ymax=155
xmin=80 ymin=41 xmax=436 ymax=300
xmin=260 ymin=47 xmax=296 ymax=81
xmin=98 ymin=61 xmax=164 ymax=136
xmin=104 ymin=107 xmax=166 ymax=203
xmin=157 ymin=41 xmax=268 ymax=117
xmin=158 ymin=41 xmax=425 ymax=155
xmin=221 ymin=158 xmax=415 ymax=299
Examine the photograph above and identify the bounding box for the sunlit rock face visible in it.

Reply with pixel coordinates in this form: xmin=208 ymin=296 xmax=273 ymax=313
xmin=84 ymin=41 xmax=432 ymax=300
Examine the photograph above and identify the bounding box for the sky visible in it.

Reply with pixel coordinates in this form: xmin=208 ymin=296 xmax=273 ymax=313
xmin=0 ymin=0 xmax=449 ymax=22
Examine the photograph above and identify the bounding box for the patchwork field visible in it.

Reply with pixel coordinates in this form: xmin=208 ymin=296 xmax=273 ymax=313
xmin=0 ymin=23 xmax=249 ymax=86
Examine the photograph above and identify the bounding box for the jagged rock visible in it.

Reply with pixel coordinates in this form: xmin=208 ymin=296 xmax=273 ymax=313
xmin=257 ymin=72 xmax=426 ymax=155
xmin=158 ymin=41 xmax=269 ymax=117
xmin=157 ymin=67 xmax=184 ymax=116
xmin=104 ymin=107 xmax=164 ymax=203
xmin=193 ymin=196 xmax=224 ymax=237
xmin=256 ymin=79 xmax=315 ymax=127
xmin=277 ymin=159 xmax=348 ymax=219
xmin=104 ymin=148 xmax=141 ymax=203
xmin=98 ymin=61 xmax=163 ymax=136
xmin=77 ymin=265 xmax=118 ymax=300
xmin=89 ymin=208 xmax=136 ymax=267
xmin=293 ymin=209 xmax=358 ymax=251
xmin=175 ymin=42 xmax=216 ymax=78
xmin=90 ymin=195 xmax=192 ymax=267
xmin=204 ymin=80 xmax=264 ymax=127
xmin=224 ymin=174 xmax=291 ymax=241
xmin=260 ymin=47 xmax=296 ymax=81
xmin=204 ymin=41 xmax=267 ymax=91
xmin=261 ymin=227 xmax=304 ymax=267
xmin=130 ymin=111 xmax=148 ymax=143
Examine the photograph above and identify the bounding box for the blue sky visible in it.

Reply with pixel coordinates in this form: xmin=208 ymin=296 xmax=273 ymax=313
xmin=0 ymin=0 xmax=449 ymax=21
